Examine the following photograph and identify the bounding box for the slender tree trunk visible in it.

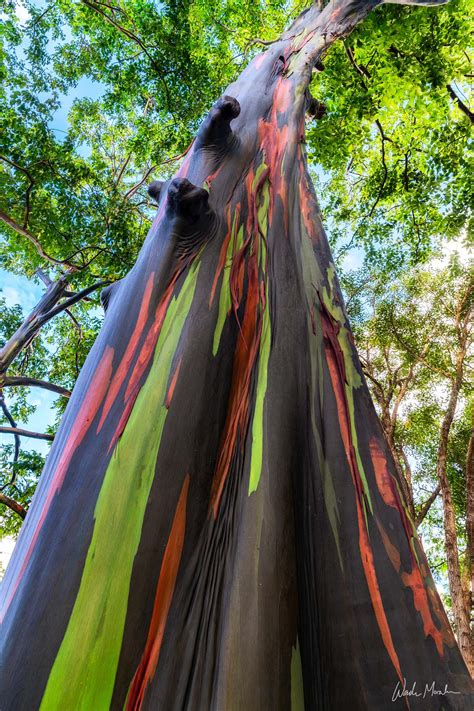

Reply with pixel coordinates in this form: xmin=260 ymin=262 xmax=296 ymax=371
xmin=381 ymin=404 xmax=416 ymax=519
xmin=1 ymin=1 xmax=473 ymax=709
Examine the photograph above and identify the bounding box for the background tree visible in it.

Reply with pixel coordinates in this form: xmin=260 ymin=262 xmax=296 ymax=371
xmin=342 ymin=249 xmax=473 ymax=668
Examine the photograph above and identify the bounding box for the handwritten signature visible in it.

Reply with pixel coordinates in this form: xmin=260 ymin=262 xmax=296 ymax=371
xmin=392 ymin=678 xmax=461 ymax=702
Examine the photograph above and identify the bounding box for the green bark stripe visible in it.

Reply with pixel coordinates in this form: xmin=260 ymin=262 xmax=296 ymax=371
xmin=299 ymin=228 xmax=344 ymax=570
xmin=248 ymin=296 xmax=271 ymax=495
xmin=248 ymin=171 xmax=271 ymax=496
xmin=291 ymin=638 xmax=305 ymax=710
xmin=213 ymin=216 xmax=243 ymax=356
xmin=40 ymin=264 xmax=200 ymax=711
xmin=322 ymin=266 xmax=373 ymax=517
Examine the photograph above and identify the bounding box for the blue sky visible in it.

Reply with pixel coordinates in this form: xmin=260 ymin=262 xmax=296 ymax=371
xmin=0 ymin=270 xmax=55 ymax=457
xmin=1 ymin=1 xmax=104 ymax=458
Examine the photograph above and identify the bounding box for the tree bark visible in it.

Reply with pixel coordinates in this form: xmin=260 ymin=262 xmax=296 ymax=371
xmin=1 ymin=1 xmax=472 ymax=709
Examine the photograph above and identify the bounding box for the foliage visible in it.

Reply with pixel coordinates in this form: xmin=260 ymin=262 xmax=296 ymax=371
xmin=309 ymin=0 xmax=473 ymax=270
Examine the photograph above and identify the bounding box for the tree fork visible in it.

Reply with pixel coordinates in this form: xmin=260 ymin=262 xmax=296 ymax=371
xmin=1 ymin=1 xmax=472 ymax=709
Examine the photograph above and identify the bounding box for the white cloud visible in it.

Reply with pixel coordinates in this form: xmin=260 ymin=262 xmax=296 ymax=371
xmin=2 ymin=286 xmax=22 ymax=306
xmin=15 ymin=1 xmax=31 ymax=24
xmin=429 ymin=234 xmax=472 ymax=271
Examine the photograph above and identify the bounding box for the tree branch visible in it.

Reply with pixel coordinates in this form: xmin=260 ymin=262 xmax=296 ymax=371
xmin=0 ymin=274 xmax=106 ymax=375
xmin=0 ymin=492 xmax=26 ymax=519
xmin=0 ymin=210 xmax=78 ymax=271
xmin=0 ymin=397 xmax=20 ymax=465
xmin=1 ymin=376 xmax=71 ymax=398
xmin=80 ymin=0 xmax=172 ymax=110
xmin=0 ymin=426 xmax=54 ymax=441
xmin=447 ymin=84 xmax=474 ymax=124
xmin=416 ymin=485 xmax=440 ymax=527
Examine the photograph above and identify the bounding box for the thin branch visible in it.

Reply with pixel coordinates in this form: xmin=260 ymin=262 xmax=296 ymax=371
xmin=124 ymin=143 xmax=193 ymax=201
xmin=447 ymin=84 xmax=474 ymax=123
xmin=80 ymin=0 xmax=172 ymax=110
xmin=0 ymin=397 xmax=20 ymax=465
xmin=43 ymin=280 xmax=108 ymax=323
xmin=1 ymin=376 xmax=71 ymax=398
xmin=368 ymin=121 xmax=389 ymax=218
xmin=0 ymin=426 xmax=54 ymax=441
xmin=416 ymin=485 xmax=441 ymax=527
xmin=247 ymin=37 xmax=279 ymax=48
xmin=0 ymin=274 xmax=105 ymax=375
xmin=0 ymin=492 xmax=26 ymax=519
xmin=345 ymin=44 xmax=371 ymax=81
xmin=0 ymin=210 xmax=78 ymax=271
xmin=0 ymin=155 xmax=35 ymax=228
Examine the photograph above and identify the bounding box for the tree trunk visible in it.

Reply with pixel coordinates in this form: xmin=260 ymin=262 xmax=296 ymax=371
xmin=467 ymin=428 xmax=474 ymax=628
xmin=1 ymin=1 xmax=473 ymax=709
xmin=437 ymin=335 xmax=473 ymax=675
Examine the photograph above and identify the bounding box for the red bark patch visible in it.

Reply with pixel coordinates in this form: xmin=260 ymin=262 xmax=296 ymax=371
xmin=357 ymin=504 xmax=403 ymax=685
xmin=165 ymin=357 xmax=182 ymax=410
xmin=126 ymin=475 xmax=190 ymax=710
xmin=210 ymin=247 xmax=262 ymax=518
xmin=320 ymin=304 xmax=404 ymax=684
xmin=97 ymin=274 xmax=155 ymax=433
xmin=401 ymin=565 xmax=445 ymax=657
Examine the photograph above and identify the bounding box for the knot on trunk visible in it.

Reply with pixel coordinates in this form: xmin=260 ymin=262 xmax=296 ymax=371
xmin=306 ymin=93 xmax=327 ymax=120
xmin=100 ymin=280 xmax=122 ymax=313
xmin=147 ymin=180 xmax=163 ymax=203
xmin=167 ymin=178 xmax=210 ymax=220
xmin=196 ymin=96 xmax=241 ymax=153
xmin=166 ymin=178 xmax=218 ymax=256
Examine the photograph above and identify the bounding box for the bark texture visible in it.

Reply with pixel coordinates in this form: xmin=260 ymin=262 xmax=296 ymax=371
xmin=1 ymin=1 xmax=473 ymax=709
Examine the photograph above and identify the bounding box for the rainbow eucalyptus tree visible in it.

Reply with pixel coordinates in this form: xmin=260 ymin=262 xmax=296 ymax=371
xmin=1 ymin=0 xmax=473 ymax=708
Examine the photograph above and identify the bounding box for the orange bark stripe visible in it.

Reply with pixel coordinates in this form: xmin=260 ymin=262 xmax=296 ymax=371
xmin=124 ymin=271 xmax=181 ymax=403
xmin=369 ymin=438 xmax=399 ymax=510
xmin=357 ymin=504 xmax=403 ymax=684
xmin=371 ymin=440 xmax=446 ymax=657
xmin=210 ymin=249 xmax=261 ymax=518
xmin=322 ymin=320 xmax=403 ymax=683
xmin=107 ymin=272 xmax=183 ymax=453
xmin=376 ymin=519 xmax=401 ymax=572
xmin=165 ymin=357 xmax=182 ymax=409
xmin=126 ymin=475 xmax=190 ymax=711
xmin=369 ymin=437 xmax=414 ymax=547
xmin=401 ymin=566 xmax=444 ymax=657
xmin=97 ymin=274 xmax=155 ymax=433
xmin=426 ymin=586 xmax=457 ymax=647
xmin=324 ymin=341 xmax=364 ymax=509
